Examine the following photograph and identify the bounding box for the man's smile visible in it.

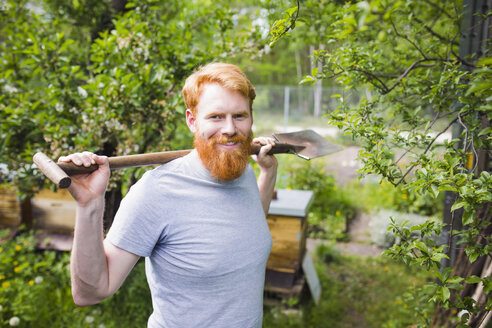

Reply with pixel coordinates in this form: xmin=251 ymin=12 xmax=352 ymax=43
xmin=217 ymin=141 xmax=239 ymax=150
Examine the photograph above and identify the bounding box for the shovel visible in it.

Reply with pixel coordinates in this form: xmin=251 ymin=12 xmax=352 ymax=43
xmin=33 ymin=129 xmax=342 ymax=188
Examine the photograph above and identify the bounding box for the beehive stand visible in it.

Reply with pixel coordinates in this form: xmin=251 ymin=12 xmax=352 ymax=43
xmin=264 ymin=189 xmax=318 ymax=302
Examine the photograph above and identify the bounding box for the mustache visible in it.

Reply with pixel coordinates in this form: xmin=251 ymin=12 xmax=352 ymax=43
xmin=212 ymin=134 xmax=248 ymax=145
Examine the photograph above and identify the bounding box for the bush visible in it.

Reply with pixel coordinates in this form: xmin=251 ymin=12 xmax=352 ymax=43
xmin=274 ymin=156 xmax=357 ymax=240
xmin=0 ymin=228 xmax=151 ymax=327
xmin=353 ymin=179 xmax=444 ymax=217
xmin=369 ymin=209 xmax=441 ymax=249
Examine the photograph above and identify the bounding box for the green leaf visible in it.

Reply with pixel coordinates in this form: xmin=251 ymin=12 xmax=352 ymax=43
xmin=441 ymin=286 xmax=450 ymax=301
xmin=286 ymin=6 xmax=298 ymax=17
xmin=469 ymin=252 xmax=479 ymax=263
xmin=478 ymin=127 xmax=491 ymax=137
xmin=451 ymin=201 xmax=466 ymax=212
xmin=431 ymin=253 xmax=449 ymax=262
xmin=462 ymin=209 xmax=475 ymax=226
xmin=430 ymin=185 xmax=439 ymax=198
xmin=441 ymin=267 xmax=452 ymax=282
xmin=466 ymin=81 xmax=492 ymax=95
xmin=446 ymin=276 xmax=463 ymax=284
xmin=300 ymin=76 xmax=315 ymax=84
xmin=414 ymin=240 xmax=428 ymax=253
xmin=465 ymin=275 xmax=481 ymax=284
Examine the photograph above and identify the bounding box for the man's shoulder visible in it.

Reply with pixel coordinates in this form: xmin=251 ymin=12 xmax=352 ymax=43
xmin=142 ymin=153 xmax=192 ymax=179
xmin=132 ymin=152 xmax=200 ymax=191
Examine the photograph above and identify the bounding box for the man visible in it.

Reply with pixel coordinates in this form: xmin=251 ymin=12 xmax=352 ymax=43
xmin=59 ymin=63 xmax=277 ymax=327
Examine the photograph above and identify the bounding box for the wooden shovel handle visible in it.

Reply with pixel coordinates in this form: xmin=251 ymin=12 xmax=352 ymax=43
xmin=34 ymin=142 xmax=297 ymax=188
xmin=33 ymin=152 xmax=72 ymax=189
xmin=57 ymin=150 xmax=193 ymax=175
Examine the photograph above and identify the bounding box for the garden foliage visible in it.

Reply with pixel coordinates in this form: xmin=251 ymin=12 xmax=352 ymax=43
xmin=263 ymin=245 xmax=434 ymax=328
xmin=0 ymin=228 xmax=152 ymax=327
xmin=0 ymin=0 xmax=271 ymax=196
xmin=271 ymin=0 xmax=491 ymax=327
xmin=275 ymin=157 xmax=356 ymax=240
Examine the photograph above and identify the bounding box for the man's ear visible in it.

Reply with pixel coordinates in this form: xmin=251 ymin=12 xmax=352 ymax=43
xmin=186 ymin=109 xmax=197 ymax=133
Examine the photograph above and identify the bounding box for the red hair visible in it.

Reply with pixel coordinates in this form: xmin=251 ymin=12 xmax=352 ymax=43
xmin=182 ymin=63 xmax=256 ymax=115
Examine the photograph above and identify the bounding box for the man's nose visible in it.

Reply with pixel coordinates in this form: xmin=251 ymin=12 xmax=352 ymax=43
xmin=221 ymin=116 xmax=236 ymax=135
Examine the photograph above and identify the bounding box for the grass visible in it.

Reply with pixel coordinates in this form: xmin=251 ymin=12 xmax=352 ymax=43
xmin=263 ymin=244 xmax=434 ymax=328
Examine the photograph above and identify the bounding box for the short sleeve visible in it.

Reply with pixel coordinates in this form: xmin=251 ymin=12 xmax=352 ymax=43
xmin=106 ymin=171 xmax=166 ymax=257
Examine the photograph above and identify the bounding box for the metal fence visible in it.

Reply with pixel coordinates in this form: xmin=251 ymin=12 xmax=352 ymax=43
xmin=253 ymin=85 xmax=364 ymax=132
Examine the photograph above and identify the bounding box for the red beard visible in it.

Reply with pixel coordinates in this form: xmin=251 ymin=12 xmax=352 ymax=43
xmin=194 ymin=131 xmax=253 ymax=182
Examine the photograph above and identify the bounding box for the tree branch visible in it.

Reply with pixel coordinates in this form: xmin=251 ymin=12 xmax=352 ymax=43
xmin=422 ymin=0 xmax=454 ymax=19
xmin=394 ymin=116 xmax=459 ymax=187
xmin=272 ymin=0 xmax=300 ymax=41
xmin=383 ymin=59 xmax=436 ymax=95
xmin=447 ymin=193 xmax=459 ymax=260
xmin=413 ymin=16 xmax=459 ymax=46
xmin=394 ymin=111 xmax=441 ymax=165
xmin=353 ymin=68 xmax=390 ymax=94
xmin=390 ymin=19 xmax=429 ymax=59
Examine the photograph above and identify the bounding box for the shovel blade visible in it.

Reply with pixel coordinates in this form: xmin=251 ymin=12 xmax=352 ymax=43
xmin=272 ymin=129 xmax=342 ymax=160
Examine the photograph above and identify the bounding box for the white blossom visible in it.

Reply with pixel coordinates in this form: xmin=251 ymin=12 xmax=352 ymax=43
xmin=85 ymin=316 xmax=94 ymax=323
xmin=0 ymin=163 xmax=8 ymax=175
xmin=3 ymin=84 xmax=18 ymax=93
xmin=55 ymin=103 xmax=64 ymax=112
xmin=77 ymin=86 xmax=88 ymax=98
xmin=9 ymin=317 xmax=20 ymax=326
xmin=106 ymin=118 xmax=124 ymax=131
xmin=34 ymin=276 xmax=43 ymax=284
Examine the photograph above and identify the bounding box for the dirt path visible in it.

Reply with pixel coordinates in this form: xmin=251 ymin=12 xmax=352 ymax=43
xmin=306 ymin=211 xmax=383 ymax=257
xmin=323 ymin=146 xmax=362 ymax=185
xmin=335 ymin=212 xmax=383 ymax=257
xmin=307 ymin=145 xmax=383 ymax=257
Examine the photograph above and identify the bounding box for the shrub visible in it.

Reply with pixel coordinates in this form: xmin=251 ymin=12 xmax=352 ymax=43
xmin=353 ymin=179 xmax=444 ymax=217
xmin=369 ymin=209 xmax=441 ymax=249
xmin=0 ymin=228 xmax=151 ymax=327
xmin=274 ymin=156 xmax=357 ymax=240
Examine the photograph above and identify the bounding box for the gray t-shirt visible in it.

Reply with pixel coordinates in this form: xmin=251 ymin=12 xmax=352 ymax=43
xmin=106 ymin=150 xmax=272 ymax=328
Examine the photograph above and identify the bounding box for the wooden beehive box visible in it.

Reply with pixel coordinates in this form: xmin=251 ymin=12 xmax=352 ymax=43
xmin=31 ymin=189 xmax=76 ymax=233
xmin=0 ymin=186 xmax=22 ymax=228
xmin=265 ymin=189 xmax=313 ymax=291
xmin=0 ymin=187 xmax=75 ymax=250
xmin=0 ymin=187 xmax=76 ymax=232
xmin=29 ymin=189 xmax=75 ymax=251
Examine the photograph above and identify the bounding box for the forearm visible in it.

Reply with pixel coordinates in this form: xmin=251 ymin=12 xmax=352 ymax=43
xmin=257 ymin=166 xmax=277 ymax=215
xmin=70 ymin=196 xmax=110 ymax=306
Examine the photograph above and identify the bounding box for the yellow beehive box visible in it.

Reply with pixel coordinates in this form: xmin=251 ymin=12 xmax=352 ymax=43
xmin=265 ymin=189 xmax=313 ymax=289
xmin=0 ymin=186 xmax=21 ymax=227
xmin=32 ymin=189 xmax=76 ymax=233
